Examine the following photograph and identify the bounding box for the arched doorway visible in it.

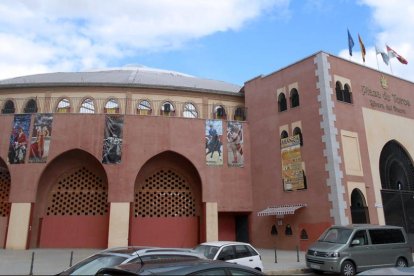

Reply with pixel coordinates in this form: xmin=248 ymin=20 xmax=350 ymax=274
xmin=130 ymin=151 xmax=201 ymax=247
xmin=0 ymin=159 xmax=11 ymax=248
xmin=350 ymin=189 xmax=370 ymax=224
xmin=31 ymin=149 xmax=109 ymax=248
xmin=380 ymin=140 xmax=414 ymax=244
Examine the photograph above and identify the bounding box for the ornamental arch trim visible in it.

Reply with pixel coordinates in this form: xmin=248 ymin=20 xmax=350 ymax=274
xmin=31 ymin=148 xmax=109 ymax=248
xmin=380 ymin=140 xmax=414 ymax=191
xmin=133 ymin=151 xmax=202 ymax=219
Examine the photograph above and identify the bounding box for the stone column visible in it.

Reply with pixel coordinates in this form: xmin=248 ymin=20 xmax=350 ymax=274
xmin=108 ymin=202 xmax=130 ymax=247
xmin=6 ymin=203 xmax=31 ymax=249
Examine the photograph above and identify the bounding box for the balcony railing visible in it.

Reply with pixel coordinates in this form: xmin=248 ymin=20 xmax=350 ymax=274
xmin=0 ymin=97 xmax=247 ymax=121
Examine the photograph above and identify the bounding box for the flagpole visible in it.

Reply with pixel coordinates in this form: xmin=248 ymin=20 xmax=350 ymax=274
xmin=389 ymin=59 xmax=394 ymax=74
xmin=375 ymin=54 xmax=380 ymax=71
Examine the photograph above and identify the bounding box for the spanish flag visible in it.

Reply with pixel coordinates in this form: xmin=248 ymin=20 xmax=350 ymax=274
xmin=358 ymin=34 xmax=366 ymax=62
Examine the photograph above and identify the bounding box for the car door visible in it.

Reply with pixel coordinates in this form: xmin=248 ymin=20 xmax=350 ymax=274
xmin=234 ymin=244 xmax=262 ymax=269
xmin=348 ymin=230 xmax=374 ymax=270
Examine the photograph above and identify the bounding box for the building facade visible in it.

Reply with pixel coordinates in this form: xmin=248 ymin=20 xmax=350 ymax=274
xmin=1 ymin=52 xmax=414 ymax=250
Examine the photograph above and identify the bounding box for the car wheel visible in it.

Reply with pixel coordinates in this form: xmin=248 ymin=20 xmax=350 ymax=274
xmin=396 ymin=257 xmax=408 ymax=267
xmin=340 ymin=260 xmax=355 ymax=276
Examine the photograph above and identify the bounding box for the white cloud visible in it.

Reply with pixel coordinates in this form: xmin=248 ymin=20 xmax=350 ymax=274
xmin=340 ymin=0 xmax=414 ymax=82
xmin=0 ymin=0 xmax=288 ymax=80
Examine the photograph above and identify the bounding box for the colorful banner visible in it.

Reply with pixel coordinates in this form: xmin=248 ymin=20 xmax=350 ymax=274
xmin=29 ymin=114 xmax=53 ymax=163
xmin=102 ymin=115 xmax=124 ymax=164
xmin=8 ymin=114 xmax=31 ymax=164
xmin=281 ymin=134 xmax=305 ymax=191
xmin=227 ymin=121 xmax=244 ymax=167
xmin=205 ymin=119 xmax=223 ymax=166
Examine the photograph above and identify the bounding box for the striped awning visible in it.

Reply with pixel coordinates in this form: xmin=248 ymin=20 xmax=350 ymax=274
xmin=257 ymin=204 xmax=307 ymax=216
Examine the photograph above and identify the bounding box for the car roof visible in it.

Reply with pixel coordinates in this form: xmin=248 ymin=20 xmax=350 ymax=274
xmin=330 ymin=224 xmax=404 ymax=230
xmin=144 ymin=259 xmax=265 ymax=275
xmin=101 ymin=246 xmax=155 ymax=255
xmin=97 ymin=258 xmax=264 ymax=275
xmin=198 ymin=241 xmax=252 ymax=247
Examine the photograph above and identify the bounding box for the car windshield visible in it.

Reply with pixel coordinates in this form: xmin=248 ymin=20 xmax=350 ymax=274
xmin=193 ymin=245 xmax=219 ymax=259
xmin=61 ymin=254 xmax=127 ymax=275
xmin=319 ymin=228 xmax=353 ymax=244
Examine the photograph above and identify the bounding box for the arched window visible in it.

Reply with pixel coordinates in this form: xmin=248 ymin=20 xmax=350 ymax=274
xmin=336 ymin=81 xmax=352 ymax=104
xmin=350 ymin=189 xmax=370 ymax=224
xmin=280 ymin=130 xmax=288 ymax=139
xmin=161 ymin=101 xmax=175 ymax=116
xmin=234 ymin=107 xmax=246 ymax=121
xmin=24 ymin=99 xmax=38 ymax=113
xmin=343 ymin=84 xmax=352 ymax=103
xmin=137 ymin=100 xmax=152 ymax=115
xmin=2 ymin=100 xmax=15 ymax=114
xmin=293 ymin=127 xmax=303 ymax=146
xmin=183 ymin=102 xmax=198 ymax=118
xmin=214 ymin=105 xmax=227 ymax=120
xmin=290 ymin=88 xmax=300 ymax=108
xmin=335 ymin=81 xmax=344 ymax=101
xmin=80 ymin=98 xmax=95 ymax=114
xmin=56 ymin=98 xmax=71 ymax=113
xmin=104 ymin=98 xmax=120 ymax=114
xmin=278 ymin=93 xmax=287 ymax=112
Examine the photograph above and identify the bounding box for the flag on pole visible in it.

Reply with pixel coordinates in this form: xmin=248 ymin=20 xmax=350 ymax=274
xmin=375 ymin=46 xmax=389 ymax=65
xmin=347 ymin=29 xmax=355 ymax=56
xmin=386 ymin=45 xmax=408 ymax=64
xmin=358 ymin=34 xmax=366 ymax=62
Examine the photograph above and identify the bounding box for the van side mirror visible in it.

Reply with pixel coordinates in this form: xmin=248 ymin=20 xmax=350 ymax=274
xmin=351 ymin=239 xmax=360 ymax=246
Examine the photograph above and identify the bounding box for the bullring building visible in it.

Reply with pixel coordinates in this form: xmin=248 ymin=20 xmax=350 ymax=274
xmin=0 ymin=51 xmax=413 ymax=251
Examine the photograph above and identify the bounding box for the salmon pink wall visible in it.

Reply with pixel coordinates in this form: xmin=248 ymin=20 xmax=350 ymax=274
xmin=298 ymin=221 xmax=331 ymax=251
xmin=244 ymin=56 xmax=332 ymax=249
xmin=218 ymin=213 xmax=235 ymax=241
xmin=39 ymin=216 xmax=109 ymax=248
xmin=130 ymin=217 xmax=199 ymax=247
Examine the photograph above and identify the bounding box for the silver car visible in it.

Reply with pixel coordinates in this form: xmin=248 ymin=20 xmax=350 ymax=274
xmin=58 ymin=246 xmax=204 ymax=275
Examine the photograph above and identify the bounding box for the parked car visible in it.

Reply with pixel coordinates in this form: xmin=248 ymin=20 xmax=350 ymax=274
xmin=57 ymin=246 xmax=204 ymax=275
xmin=96 ymin=258 xmax=265 ymax=275
xmin=306 ymin=224 xmax=413 ymax=276
xmin=193 ymin=241 xmax=264 ymax=271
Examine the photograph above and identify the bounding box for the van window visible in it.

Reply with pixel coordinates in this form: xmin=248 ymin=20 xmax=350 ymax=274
xmin=320 ymin=228 xmax=353 ymax=244
xmin=369 ymin=229 xmax=405 ymax=244
xmin=352 ymin=230 xmax=368 ymax=245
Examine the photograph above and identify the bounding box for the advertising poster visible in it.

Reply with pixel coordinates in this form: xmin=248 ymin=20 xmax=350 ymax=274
xmin=8 ymin=114 xmax=31 ymax=164
xmin=205 ymin=119 xmax=223 ymax=166
xmin=281 ymin=134 xmax=304 ymax=191
xmin=227 ymin=121 xmax=244 ymax=167
xmin=29 ymin=113 xmax=53 ymax=163
xmin=102 ymin=115 xmax=124 ymax=164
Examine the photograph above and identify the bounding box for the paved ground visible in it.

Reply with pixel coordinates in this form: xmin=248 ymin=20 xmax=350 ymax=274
xmin=0 ymin=248 xmax=309 ymax=275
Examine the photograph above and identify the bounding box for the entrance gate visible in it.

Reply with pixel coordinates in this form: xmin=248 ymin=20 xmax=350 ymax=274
xmin=380 ymin=140 xmax=414 ymax=247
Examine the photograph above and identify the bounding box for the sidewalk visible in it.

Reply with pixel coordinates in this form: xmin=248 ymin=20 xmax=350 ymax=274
xmin=258 ymin=248 xmax=309 ymax=275
xmin=0 ymin=248 xmax=309 ymax=275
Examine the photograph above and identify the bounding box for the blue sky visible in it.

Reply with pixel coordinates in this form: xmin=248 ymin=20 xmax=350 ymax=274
xmin=0 ymin=0 xmax=412 ymax=85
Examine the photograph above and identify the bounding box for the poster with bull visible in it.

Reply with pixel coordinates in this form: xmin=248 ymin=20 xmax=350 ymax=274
xmin=227 ymin=121 xmax=244 ymax=167
xmin=28 ymin=113 xmax=53 ymax=163
xmin=205 ymin=119 xmax=223 ymax=166
xmin=102 ymin=115 xmax=124 ymax=164
xmin=8 ymin=114 xmax=31 ymax=164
